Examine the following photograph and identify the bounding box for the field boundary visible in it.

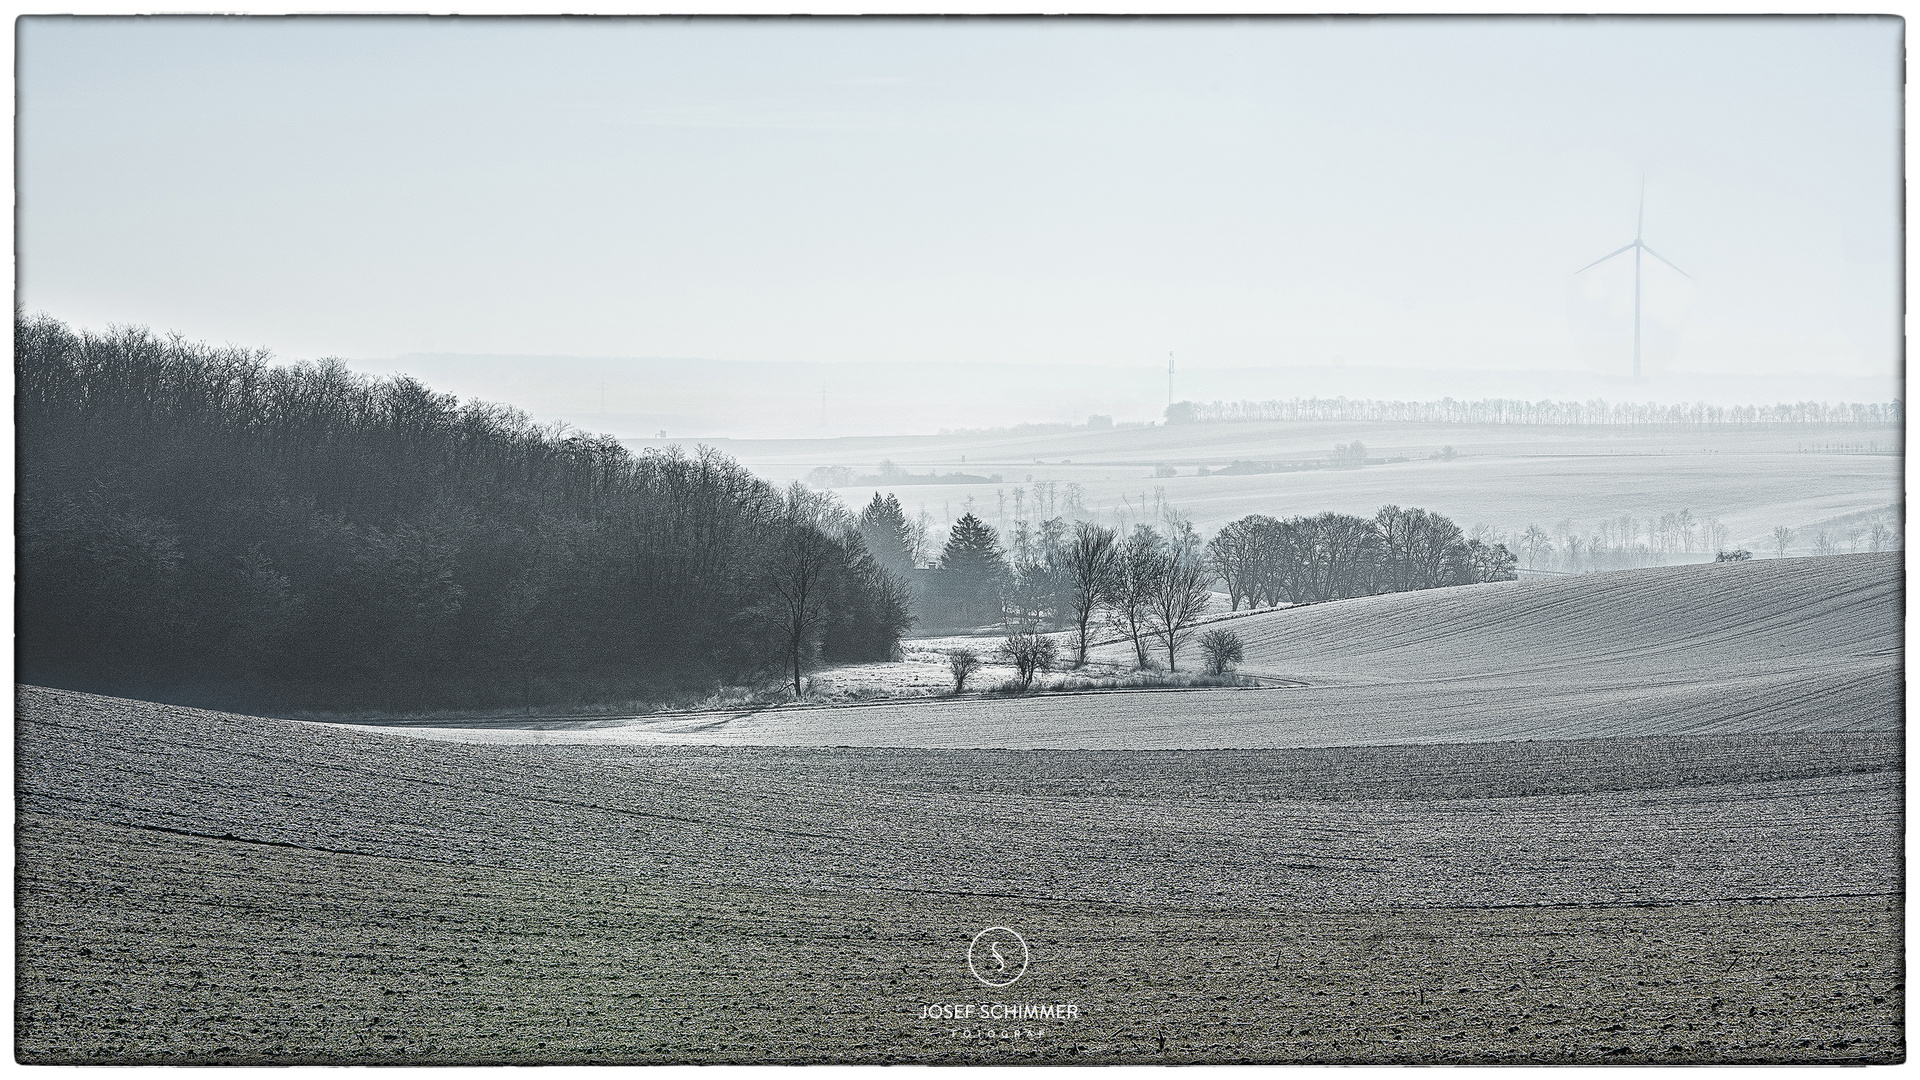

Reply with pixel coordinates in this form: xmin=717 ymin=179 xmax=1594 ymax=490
xmin=314 ymin=678 xmax=1313 ymax=730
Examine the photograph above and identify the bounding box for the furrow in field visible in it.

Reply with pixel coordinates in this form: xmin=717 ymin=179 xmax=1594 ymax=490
xmin=18 ymin=687 xmax=1901 ymax=911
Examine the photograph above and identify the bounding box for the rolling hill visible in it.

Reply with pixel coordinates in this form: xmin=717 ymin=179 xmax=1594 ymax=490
xmin=676 ymin=420 xmax=1901 ymax=550
xmin=370 ymin=553 xmax=1900 ymax=751
xmin=15 ymin=549 xmax=1903 ymax=1063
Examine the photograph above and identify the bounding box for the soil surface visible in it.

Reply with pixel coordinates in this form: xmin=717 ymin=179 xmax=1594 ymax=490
xmin=16 ymin=685 xmax=1904 ymax=1064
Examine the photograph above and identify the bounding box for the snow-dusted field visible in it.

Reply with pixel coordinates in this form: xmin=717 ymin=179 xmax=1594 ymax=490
xmin=705 ymin=421 xmax=1901 ymax=548
xmin=362 ymin=554 xmax=1899 ymax=750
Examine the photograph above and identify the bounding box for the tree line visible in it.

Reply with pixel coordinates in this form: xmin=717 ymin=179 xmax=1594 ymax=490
xmin=1168 ymin=396 xmax=1902 ymax=427
xmin=871 ymin=499 xmax=1516 ymax=670
xmin=16 ymin=315 xmax=911 ymax=711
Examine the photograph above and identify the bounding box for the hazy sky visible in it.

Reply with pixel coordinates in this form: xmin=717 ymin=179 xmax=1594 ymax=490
xmin=18 ymin=16 xmax=1904 ymax=391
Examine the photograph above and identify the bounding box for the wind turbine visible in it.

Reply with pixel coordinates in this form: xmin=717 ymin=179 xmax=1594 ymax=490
xmin=1576 ymin=181 xmax=1690 ymax=381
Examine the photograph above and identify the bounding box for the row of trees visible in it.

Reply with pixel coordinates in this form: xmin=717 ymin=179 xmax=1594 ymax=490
xmin=1512 ymin=513 xmax=1731 ymax=572
xmin=1170 ymin=396 xmax=1903 ymax=427
xmin=1768 ymin=519 xmax=1902 ymax=558
xmin=1504 ymin=511 xmax=1901 ymax=573
xmin=893 ymin=502 xmax=1514 ymax=670
xmin=1205 ymin=506 xmax=1517 ymax=610
xmin=17 ymin=315 xmax=912 ymax=710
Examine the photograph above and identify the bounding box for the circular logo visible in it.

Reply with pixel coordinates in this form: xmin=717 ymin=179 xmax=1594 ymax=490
xmin=967 ymin=926 xmax=1030 ymax=988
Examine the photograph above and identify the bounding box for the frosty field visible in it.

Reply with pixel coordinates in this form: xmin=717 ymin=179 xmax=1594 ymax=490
xmin=687 ymin=420 xmax=1901 ymax=548
xmin=368 ymin=554 xmax=1899 ymax=750
xmin=13 ymin=553 xmax=1904 ymax=1064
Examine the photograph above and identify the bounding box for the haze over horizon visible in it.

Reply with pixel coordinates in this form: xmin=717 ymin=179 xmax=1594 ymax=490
xmin=346 ymin=351 xmax=1903 ymax=441
xmin=19 ymin=15 xmax=1903 ymax=439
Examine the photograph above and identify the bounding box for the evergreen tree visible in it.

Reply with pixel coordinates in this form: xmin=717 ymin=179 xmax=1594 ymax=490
xmin=936 ymin=513 xmax=1009 ymax=625
xmin=857 ymin=492 xmax=917 ymax=574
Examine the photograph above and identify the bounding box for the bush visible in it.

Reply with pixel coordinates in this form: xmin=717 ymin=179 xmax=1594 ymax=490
xmin=997 ymin=631 xmax=1059 ymax=690
xmin=1715 ymin=549 xmax=1753 ymax=562
xmin=1199 ymin=628 xmax=1246 ymax=675
xmin=947 ymin=648 xmax=983 ymax=693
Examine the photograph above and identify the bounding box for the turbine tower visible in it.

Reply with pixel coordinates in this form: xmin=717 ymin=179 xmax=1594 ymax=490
xmin=1167 ymin=351 xmax=1174 ymax=408
xmin=1576 ymin=180 xmax=1690 ymax=381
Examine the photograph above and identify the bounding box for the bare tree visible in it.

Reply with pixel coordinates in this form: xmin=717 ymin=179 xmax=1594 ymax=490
xmin=1703 ymin=516 xmax=1729 ymax=554
xmin=1198 ymin=627 xmax=1245 ymax=675
xmin=1520 ymin=524 xmax=1551 ymax=570
xmin=1462 ymin=538 xmax=1519 ymax=582
xmin=947 ymin=648 xmax=982 ymax=693
xmin=1245 ymin=514 xmax=1297 ymax=607
xmin=1814 ymin=529 xmax=1836 ymax=557
xmin=1296 ymin=512 xmax=1381 ymax=601
xmin=1206 ymin=518 xmax=1260 ymax=611
xmin=910 ymin=509 xmax=936 ymax=567
xmin=1375 ymin=504 xmax=1466 ymax=591
xmin=1147 ymin=550 xmax=1211 ymax=672
xmin=1062 ymin=521 xmax=1118 ymax=667
xmin=998 ymin=631 xmax=1058 ymax=690
xmin=1105 ymin=525 xmax=1167 ymax=668
xmin=1771 ymin=525 xmax=1795 ymax=558
xmin=759 ymin=517 xmax=838 ymax=697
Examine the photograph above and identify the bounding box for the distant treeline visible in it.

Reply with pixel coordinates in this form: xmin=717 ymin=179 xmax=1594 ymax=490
xmin=905 ymin=502 xmax=1516 ymax=647
xmin=16 ymin=315 xmax=910 ymax=712
xmin=1168 ymin=397 xmax=1903 ymax=427
xmin=807 ymin=462 xmax=1003 ymax=488
xmin=1206 ymin=507 xmax=1517 ymax=609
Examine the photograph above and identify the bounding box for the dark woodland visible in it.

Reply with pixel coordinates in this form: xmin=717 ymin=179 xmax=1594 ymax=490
xmin=17 ymin=314 xmax=1523 ymax=710
xmin=15 ymin=314 xmax=912 ymax=712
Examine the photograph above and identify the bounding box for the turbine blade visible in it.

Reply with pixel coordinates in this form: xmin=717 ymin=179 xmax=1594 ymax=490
xmin=1575 ymin=242 xmax=1636 ymax=274
xmin=1640 ymin=243 xmax=1691 ymax=278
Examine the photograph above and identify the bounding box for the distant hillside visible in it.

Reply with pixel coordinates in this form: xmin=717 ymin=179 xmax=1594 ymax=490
xmin=343 ymin=350 xmax=1903 ymax=440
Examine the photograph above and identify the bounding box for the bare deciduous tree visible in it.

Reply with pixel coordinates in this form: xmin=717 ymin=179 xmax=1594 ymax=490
xmin=1199 ymin=627 xmax=1245 ymax=675
xmin=759 ymin=514 xmax=837 ymax=697
xmin=1105 ymin=525 xmax=1167 ymax=668
xmin=947 ymin=648 xmax=982 ymax=693
xmin=1206 ymin=519 xmax=1260 ymax=611
xmin=1147 ymin=550 xmax=1211 ymax=672
xmin=997 ymin=631 xmax=1058 ymax=690
xmin=1063 ymin=521 xmax=1118 ymax=667
xmin=1771 ymin=525 xmax=1795 ymax=558
xmin=1520 ymin=524 xmax=1551 ymax=570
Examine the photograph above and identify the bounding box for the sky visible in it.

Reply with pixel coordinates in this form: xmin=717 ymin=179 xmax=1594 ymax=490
xmin=17 ymin=16 xmax=1906 ymax=427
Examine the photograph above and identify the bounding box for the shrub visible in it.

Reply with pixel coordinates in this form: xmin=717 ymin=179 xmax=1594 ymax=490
xmin=947 ymin=648 xmax=983 ymax=693
xmin=1715 ymin=549 xmax=1753 ymax=562
xmin=1199 ymin=628 xmax=1246 ymax=675
xmin=997 ymin=631 xmax=1059 ymax=691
